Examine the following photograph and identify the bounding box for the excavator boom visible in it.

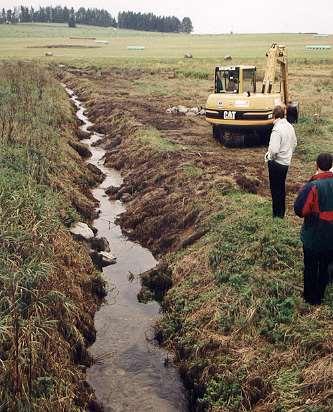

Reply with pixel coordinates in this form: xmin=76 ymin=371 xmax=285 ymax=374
xmin=261 ymin=43 xmax=288 ymax=104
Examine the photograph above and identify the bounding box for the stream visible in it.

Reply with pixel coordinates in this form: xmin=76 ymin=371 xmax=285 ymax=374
xmin=64 ymin=86 xmax=187 ymax=412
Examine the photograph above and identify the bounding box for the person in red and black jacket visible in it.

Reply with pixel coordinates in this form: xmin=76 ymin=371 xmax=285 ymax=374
xmin=294 ymin=153 xmax=333 ymax=305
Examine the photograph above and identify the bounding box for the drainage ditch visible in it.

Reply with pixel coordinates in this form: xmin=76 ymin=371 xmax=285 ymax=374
xmin=65 ymin=86 xmax=187 ymax=412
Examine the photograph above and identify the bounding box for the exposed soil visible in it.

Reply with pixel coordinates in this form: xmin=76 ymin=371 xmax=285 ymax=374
xmin=57 ymin=64 xmax=333 ymax=411
xmin=60 ymin=67 xmax=306 ymax=256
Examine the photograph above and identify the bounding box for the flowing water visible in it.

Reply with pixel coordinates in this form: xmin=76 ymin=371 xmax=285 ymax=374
xmin=64 ymin=86 xmax=187 ymax=412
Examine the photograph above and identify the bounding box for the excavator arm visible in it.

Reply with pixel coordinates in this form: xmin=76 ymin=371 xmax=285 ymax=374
xmin=261 ymin=43 xmax=298 ymax=122
xmin=261 ymin=43 xmax=288 ymax=104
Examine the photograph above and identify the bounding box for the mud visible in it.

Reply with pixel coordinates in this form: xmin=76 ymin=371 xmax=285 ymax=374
xmin=57 ymin=67 xmax=314 ymax=411
xmin=59 ymin=66 xmax=307 ymax=256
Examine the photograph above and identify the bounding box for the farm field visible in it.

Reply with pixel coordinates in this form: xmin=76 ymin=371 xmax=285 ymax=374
xmin=1 ymin=22 xmax=333 ymax=410
xmin=0 ymin=23 xmax=333 ymax=62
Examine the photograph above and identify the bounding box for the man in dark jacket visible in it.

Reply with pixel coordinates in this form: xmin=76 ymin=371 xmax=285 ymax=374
xmin=294 ymin=153 xmax=333 ymax=305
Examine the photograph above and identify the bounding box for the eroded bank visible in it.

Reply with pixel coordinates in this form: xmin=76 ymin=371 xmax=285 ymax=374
xmin=59 ymin=65 xmax=333 ymax=411
xmin=0 ymin=62 xmax=106 ymax=410
xmin=66 ymin=87 xmax=187 ymax=411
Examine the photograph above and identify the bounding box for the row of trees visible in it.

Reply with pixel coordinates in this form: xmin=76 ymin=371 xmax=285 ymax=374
xmin=0 ymin=6 xmax=193 ymax=32
xmin=118 ymin=12 xmax=193 ymax=33
xmin=1 ymin=7 xmax=117 ymax=27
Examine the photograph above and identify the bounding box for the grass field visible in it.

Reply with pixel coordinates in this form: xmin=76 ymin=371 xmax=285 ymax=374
xmin=1 ymin=22 xmax=333 ymax=411
xmin=0 ymin=23 xmax=332 ymax=63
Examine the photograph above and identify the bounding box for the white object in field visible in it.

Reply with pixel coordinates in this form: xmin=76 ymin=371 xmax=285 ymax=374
xmin=166 ymin=106 xmax=205 ymax=115
xmin=95 ymin=40 xmax=109 ymax=44
xmin=177 ymin=105 xmax=189 ymax=114
xmin=45 ymin=52 xmax=53 ymax=56
xmin=127 ymin=46 xmax=145 ymax=50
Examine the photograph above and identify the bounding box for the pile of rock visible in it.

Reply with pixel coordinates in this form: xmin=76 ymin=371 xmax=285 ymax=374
xmin=166 ymin=105 xmax=205 ymax=116
xmin=69 ymin=222 xmax=116 ymax=269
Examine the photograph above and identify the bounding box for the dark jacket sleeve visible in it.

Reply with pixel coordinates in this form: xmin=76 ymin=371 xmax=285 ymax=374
xmin=294 ymin=182 xmax=317 ymax=217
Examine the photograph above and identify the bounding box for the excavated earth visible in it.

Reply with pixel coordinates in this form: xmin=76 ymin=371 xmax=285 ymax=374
xmin=60 ymin=67 xmax=307 ymax=257
xmin=54 ymin=64 xmax=333 ymax=411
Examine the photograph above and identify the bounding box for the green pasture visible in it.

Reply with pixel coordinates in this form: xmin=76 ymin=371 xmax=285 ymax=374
xmin=0 ymin=23 xmax=332 ymax=65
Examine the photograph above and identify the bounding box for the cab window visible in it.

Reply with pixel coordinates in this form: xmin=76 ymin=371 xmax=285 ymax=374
xmin=242 ymin=69 xmax=256 ymax=93
xmin=225 ymin=75 xmax=238 ymax=92
xmin=215 ymin=69 xmax=239 ymax=93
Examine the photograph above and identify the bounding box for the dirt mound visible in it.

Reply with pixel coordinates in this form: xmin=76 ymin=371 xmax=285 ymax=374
xmin=60 ymin=67 xmax=306 ymax=256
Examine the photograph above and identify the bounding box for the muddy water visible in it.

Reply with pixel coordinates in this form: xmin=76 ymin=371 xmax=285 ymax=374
xmin=64 ymin=86 xmax=187 ymax=412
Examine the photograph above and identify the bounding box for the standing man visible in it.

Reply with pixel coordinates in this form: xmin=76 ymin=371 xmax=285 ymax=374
xmin=294 ymin=153 xmax=333 ymax=305
xmin=266 ymin=105 xmax=297 ymax=218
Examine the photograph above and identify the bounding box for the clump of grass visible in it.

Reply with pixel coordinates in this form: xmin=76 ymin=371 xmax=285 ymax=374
xmin=175 ymin=69 xmax=210 ymax=80
xmin=201 ymin=373 xmax=244 ymax=410
xmin=0 ymin=62 xmax=99 ymax=410
xmin=296 ymin=115 xmax=332 ymax=161
xmin=182 ymin=164 xmax=204 ymax=177
xmin=135 ymin=126 xmax=181 ymax=151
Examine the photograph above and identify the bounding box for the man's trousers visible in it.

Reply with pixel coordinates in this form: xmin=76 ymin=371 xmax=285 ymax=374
xmin=268 ymin=160 xmax=289 ymax=218
xmin=303 ymin=248 xmax=333 ymax=305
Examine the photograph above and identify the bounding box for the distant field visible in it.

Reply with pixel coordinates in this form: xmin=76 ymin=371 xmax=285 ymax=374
xmin=0 ymin=23 xmax=332 ymax=64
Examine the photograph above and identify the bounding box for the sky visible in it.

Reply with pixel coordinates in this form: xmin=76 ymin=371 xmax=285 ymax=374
xmin=2 ymin=0 xmax=333 ymax=34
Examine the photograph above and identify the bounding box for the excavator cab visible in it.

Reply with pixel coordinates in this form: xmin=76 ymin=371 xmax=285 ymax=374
xmin=215 ymin=67 xmax=239 ymax=93
xmin=214 ymin=66 xmax=256 ymax=95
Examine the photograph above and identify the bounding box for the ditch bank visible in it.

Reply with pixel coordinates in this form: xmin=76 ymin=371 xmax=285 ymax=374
xmin=0 ymin=62 xmax=105 ymax=410
xmin=59 ymin=67 xmax=333 ymax=411
xmin=65 ymin=86 xmax=187 ymax=411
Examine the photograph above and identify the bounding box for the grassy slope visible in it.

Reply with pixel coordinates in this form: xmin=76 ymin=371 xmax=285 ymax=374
xmin=161 ymin=192 xmax=333 ymax=411
xmin=0 ymin=62 xmax=101 ymax=410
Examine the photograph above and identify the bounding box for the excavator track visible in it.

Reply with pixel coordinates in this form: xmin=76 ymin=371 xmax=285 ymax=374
xmin=213 ymin=125 xmax=270 ymax=148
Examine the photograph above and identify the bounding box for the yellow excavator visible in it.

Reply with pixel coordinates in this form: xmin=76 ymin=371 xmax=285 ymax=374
xmin=205 ymin=43 xmax=299 ymax=147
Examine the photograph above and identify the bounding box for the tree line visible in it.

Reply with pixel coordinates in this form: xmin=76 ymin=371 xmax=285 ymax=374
xmin=1 ymin=6 xmax=117 ymax=27
xmin=0 ymin=6 xmax=193 ymax=32
xmin=118 ymin=12 xmax=193 ymax=33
